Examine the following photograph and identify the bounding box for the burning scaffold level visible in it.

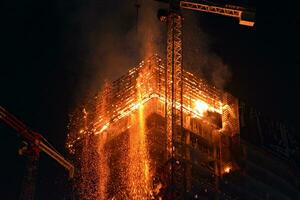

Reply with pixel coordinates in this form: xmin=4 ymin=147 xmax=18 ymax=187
xmin=66 ymin=54 xmax=240 ymax=199
xmin=67 ymin=55 xmax=239 ymax=151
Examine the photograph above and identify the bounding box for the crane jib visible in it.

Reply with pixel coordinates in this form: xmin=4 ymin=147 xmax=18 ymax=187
xmin=154 ymin=0 xmax=255 ymax=27
xmin=0 ymin=106 xmax=74 ymax=179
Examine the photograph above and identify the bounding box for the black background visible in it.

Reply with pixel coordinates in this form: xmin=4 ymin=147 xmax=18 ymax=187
xmin=1 ymin=0 xmax=299 ymax=199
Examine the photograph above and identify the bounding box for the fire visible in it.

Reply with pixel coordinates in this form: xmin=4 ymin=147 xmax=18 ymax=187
xmin=194 ymin=100 xmax=209 ymax=116
xmin=66 ymin=55 xmax=240 ymax=199
xmin=127 ymin=74 xmax=151 ymax=199
xmin=224 ymin=166 xmax=231 ymax=174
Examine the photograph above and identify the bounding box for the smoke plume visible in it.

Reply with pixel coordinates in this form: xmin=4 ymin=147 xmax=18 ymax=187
xmin=67 ymin=0 xmax=164 ymax=106
xmin=183 ymin=11 xmax=232 ymax=89
xmin=68 ymin=0 xmax=231 ymax=106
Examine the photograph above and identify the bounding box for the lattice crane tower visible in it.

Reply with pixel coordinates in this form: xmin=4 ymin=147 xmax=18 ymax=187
xmin=156 ymin=0 xmax=255 ymax=198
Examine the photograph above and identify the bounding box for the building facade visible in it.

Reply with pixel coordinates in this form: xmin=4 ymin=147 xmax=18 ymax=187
xmin=67 ymin=55 xmax=300 ymax=199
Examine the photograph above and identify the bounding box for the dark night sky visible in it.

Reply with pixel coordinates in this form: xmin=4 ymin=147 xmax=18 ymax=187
xmin=1 ymin=0 xmax=300 ymax=199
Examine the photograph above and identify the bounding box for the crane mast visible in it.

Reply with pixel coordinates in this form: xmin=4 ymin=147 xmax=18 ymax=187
xmin=0 ymin=106 xmax=74 ymax=200
xmin=158 ymin=1 xmax=184 ymax=198
xmin=157 ymin=0 xmax=255 ymax=199
xmin=166 ymin=10 xmax=184 ymax=199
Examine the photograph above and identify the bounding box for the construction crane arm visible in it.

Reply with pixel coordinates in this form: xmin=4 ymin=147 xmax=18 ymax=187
xmin=155 ymin=0 xmax=255 ymax=26
xmin=0 ymin=106 xmax=41 ymax=142
xmin=37 ymin=139 xmax=74 ymax=178
xmin=0 ymin=106 xmax=74 ymax=178
xmin=180 ymin=1 xmax=255 ymax=26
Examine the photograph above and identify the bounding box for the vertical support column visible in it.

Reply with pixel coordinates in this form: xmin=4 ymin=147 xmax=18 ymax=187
xmin=166 ymin=11 xmax=183 ymax=159
xmin=19 ymin=148 xmax=39 ymax=200
xmin=185 ymin=130 xmax=191 ymax=195
xmin=165 ymin=11 xmax=183 ymax=199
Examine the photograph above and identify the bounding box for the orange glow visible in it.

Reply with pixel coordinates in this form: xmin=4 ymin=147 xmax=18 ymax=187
xmin=127 ymin=74 xmax=151 ymax=199
xmin=224 ymin=166 xmax=231 ymax=173
xmin=194 ymin=100 xmax=209 ymax=116
xmin=66 ymin=55 xmax=240 ymax=199
xmin=98 ymin=133 xmax=109 ymax=200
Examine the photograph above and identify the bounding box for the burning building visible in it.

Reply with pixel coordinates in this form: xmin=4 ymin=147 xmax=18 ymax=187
xmin=66 ymin=55 xmax=300 ymax=199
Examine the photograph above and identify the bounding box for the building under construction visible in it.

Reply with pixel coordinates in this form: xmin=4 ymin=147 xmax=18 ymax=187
xmin=67 ymin=55 xmax=300 ymax=200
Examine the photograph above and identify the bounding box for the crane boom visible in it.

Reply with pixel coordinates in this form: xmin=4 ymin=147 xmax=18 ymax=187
xmin=180 ymin=1 xmax=255 ymax=26
xmin=38 ymin=139 xmax=74 ymax=178
xmin=0 ymin=106 xmax=74 ymax=178
xmin=156 ymin=0 xmax=255 ymax=27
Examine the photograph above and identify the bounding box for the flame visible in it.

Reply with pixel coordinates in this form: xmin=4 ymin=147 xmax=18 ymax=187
xmin=98 ymin=133 xmax=108 ymax=200
xmin=194 ymin=100 xmax=209 ymax=116
xmin=127 ymin=74 xmax=151 ymax=199
xmin=224 ymin=166 xmax=231 ymax=174
xmin=66 ymin=55 xmax=239 ymax=199
xmin=95 ymin=94 xmax=222 ymax=136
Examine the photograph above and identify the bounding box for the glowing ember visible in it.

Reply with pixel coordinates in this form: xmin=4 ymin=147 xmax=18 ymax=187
xmin=194 ymin=100 xmax=209 ymax=116
xmin=66 ymin=55 xmax=240 ymax=199
xmin=224 ymin=166 xmax=231 ymax=174
xmin=127 ymin=74 xmax=151 ymax=199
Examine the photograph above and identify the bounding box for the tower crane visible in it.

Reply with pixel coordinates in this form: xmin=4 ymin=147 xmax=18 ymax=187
xmin=155 ymin=0 xmax=255 ymax=199
xmin=0 ymin=106 xmax=74 ymax=200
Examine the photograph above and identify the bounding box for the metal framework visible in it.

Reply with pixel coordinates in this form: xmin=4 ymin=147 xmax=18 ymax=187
xmin=161 ymin=1 xmax=254 ymax=196
xmin=19 ymin=153 xmax=39 ymax=200
xmin=67 ymin=54 xmax=300 ymax=199
xmin=180 ymin=1 xmax=255 ymax=26
xmin=165 ymin=11 xmax=184 ymax=198
xmin=67 ymin=55 xmax=241 ymax=198
xmin=0 ymin=106 xmax=74 ymax=200
xmin=67 ymin=55 xmax=237 ymax=151
xmin=180 ymin=1 xmax=242 ymax=18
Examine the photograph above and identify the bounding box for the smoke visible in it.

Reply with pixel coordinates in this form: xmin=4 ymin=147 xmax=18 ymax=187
xmin=137 ymin=0 xmax=166 ymax=58
xmin=183 ymin=12 xmax=232 ymax=89
xmin=67 ymin=0 xmax=165 ymax=106
xmin=67 ymin=0 xmax=231 ymax=106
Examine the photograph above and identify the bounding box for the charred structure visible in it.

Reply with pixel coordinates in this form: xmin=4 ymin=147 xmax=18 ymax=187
xmin=67 ymin=55 xmax=300 ymax=199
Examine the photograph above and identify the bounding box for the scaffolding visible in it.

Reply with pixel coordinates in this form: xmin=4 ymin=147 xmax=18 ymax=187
xmin=66 ymin=55 xmax=241 ymax=199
